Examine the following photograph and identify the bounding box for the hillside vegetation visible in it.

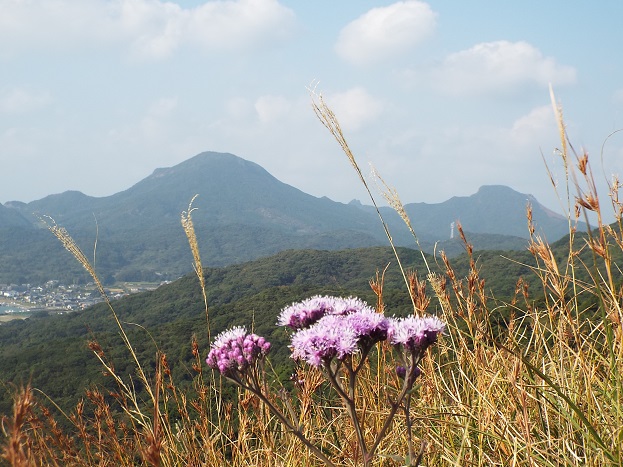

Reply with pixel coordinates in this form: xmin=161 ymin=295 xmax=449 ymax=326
xmin=0 ymin=245 xmax=537 ymax=415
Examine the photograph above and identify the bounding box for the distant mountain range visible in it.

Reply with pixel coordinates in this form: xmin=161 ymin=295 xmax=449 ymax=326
xmin=0 ymin=151 xmax=583 ymax=284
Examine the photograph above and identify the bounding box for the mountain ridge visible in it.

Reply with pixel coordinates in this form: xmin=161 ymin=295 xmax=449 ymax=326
xmin=0 ymin=151 xmax=583 ymax=284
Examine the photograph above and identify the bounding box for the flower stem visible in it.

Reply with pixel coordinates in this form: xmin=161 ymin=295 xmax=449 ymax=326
xmin=367 ymin=353 xmax=421 ymax=462
xmin=324 ymin=360 xmax=369 ymax=466
xmin=404 ymin=392 xmax=415 ymax=464
xmin=233 ymin=374 xmax=337 ymax=467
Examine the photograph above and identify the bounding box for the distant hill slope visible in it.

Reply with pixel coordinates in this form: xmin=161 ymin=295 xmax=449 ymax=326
xmin=353 ymin=185 xmax=581 ymax=244
xmin=404 ymin=185 xmax=574 ymax=241
xmin=0 ymin=244 xmax=538 ymax=415
xmin=0 ymin=151 xmax=582 ymax=284
xmin=0 ymin=203 xmax=32 ymax=228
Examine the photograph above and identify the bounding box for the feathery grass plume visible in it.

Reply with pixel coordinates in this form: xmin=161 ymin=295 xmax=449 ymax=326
xmin=46 ymin=218 xmax=151 ymax=352
xmin=180 ymin=195 xmax=229 ymax=452
xmin=181 ymin=194 xmax=210 ymax=338
xmin=309 ymin=85 xmax=418 ymax=314
xmin=371 ymin=164 xmax=432 ymax=276
xmin=43 ymin=216 xmax=106 ymax=298
xmin=550 ymin=84 xmax=568 ymax=177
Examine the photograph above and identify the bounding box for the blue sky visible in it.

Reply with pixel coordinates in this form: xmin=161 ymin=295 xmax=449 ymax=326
xmin=1 ymin=0 xmax=622 ymax=221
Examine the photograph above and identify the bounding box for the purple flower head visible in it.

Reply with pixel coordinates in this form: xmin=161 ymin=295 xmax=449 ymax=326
xmin=344 ymin=308 xmax=389 ymax=347
xmin=387 ymin=315 xmax=445 ymax=353
xmin=290 ymin=315 xmax=358 ymax=367
xmin=331 ymin=296 xmax=371 ymax=316
xmin=278 ymin=295 xmax=371 ymax=330
xmin=206 ymin=326 xmax=271 ymax=377
xmin=277 ymin=295 xmax=337 ymax=330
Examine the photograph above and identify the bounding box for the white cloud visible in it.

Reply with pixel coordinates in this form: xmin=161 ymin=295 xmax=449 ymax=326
xmin=510 ymin=105 xmax=556 ymax=145
xmin=431 ymin=41 xmax=576 ymax=95
xmin=402 ymin=105 xmax=560 ymax=198
xmin=0 ymin=88 xmax=52 ymax=114
xmin=335 ymin=1 xmax=436 ymax=66
xmin=448 ymin=106 xmax=558 ymax=157
xmin=323 ymin=88 xmax=385 ymax=132
xmin=137 ymin=97 xmax=178 ymax=140
xmin=0 ymin=0 xmax=296 ymax=60
xmin=187 ymin=0 xmax=295 ymax=51
xmin=225 ymin=97 xmax=253 ymax=120
xmin=118 ymin=0 xmax=186 ymax=59
xmin=255 ymin=95 xmax=291 ymax=123
xmin=0 ymin=127 xmax=37 ymax=162
xmin=0 ymin=1 xmax=119 ymax=56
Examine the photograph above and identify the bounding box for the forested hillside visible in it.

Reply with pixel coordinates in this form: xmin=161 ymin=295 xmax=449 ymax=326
xmin=0 ymin=244 xmax=536 ymax=416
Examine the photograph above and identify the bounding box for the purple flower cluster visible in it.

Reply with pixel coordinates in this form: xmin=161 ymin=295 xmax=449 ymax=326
xmin=281 ymin=296 xmax=390 ymax=368
xmin=206 ymin=326 xmax=271 ymax=377
xmin=205 ymin=296 xmax=446 ymax=373
xmin=277 ymin=295 xmax=371 ymax=330
xmin=290 ymin=315 xmax=359 ymax=367
xmin=343 ymin=307 xmax=389 ymax=345
xmin=387 ymin=316 xmax=445 ymax=353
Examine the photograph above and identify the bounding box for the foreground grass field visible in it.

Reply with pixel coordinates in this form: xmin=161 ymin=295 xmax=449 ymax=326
xmin=1 ymin=92 xmax=622 ymax=466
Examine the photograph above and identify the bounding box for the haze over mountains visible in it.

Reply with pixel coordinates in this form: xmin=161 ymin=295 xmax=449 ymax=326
xmin=0 ymin=151 xmax=583 ymax=285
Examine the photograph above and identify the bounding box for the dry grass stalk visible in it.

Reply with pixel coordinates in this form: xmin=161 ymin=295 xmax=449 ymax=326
xmin=369 ymin=264 xmax=389 ymax=315
xmin=181 ymin=195 xmax=210 ymax=338
xmin=1 ymin=386 xmax=34 ymax=467
xmin=310 ymin=86 xmax=418 ymax=314
xmin=371 ymin=164 xmax=432 ymax=276
xmin=42 ymin=218 xmax=157 ymax=411
xmin=408 ymin=270 xmax=430 ymax=315
xmin=44 ymin=217 xmax=106 ymax=299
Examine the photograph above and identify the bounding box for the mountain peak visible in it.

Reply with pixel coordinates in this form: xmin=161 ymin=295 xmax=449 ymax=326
xmin=475 ymin=185 xmax=535 ymax=200
xmin=473 ymin=185 xmax=556 ymax=217
xmin=143 ymin=151 xmax=271 ymax=184
xmin=476 ymin=185 xmax=520 ymax=195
